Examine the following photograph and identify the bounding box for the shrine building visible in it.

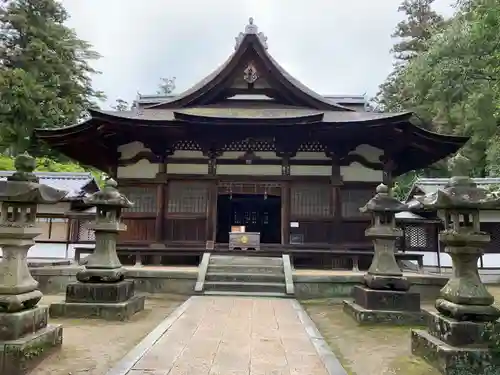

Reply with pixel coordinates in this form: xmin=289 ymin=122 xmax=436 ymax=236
xmin=36 ymin=19 xmax=468 ymax=267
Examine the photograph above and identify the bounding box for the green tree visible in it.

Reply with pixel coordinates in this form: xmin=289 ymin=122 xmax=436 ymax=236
xmin=374 ymin=0 xmax=445 ymax=112
xmin=157 ymin=76 xmax=176 ymax=95
xmin=0 ymin=0 xmax=105 ymax=155
xmin=391 ymin=0 xmax=445 ymax=62
xmin=397 ymin=0 xmax=500 ymax=176
xmin=112 ymin=98 xmax=130 ymax=111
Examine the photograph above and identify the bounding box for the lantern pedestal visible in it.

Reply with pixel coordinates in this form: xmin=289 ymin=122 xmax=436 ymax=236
xmin=408 ymin=176 xmax=500 ymax=374
xmin=343 ymin=286 xmax=425 ymax=325
xmin=342 ymin=186 xmax=426 ymax=325
xmin=0 ymin=307 xmax=62 ymax=375
xmin=411 ymin=312 xmax=500 ymax=375
xmin=0 ymin=155 xmax=68 ymax=375
xmin=49 ymin=280 xmax=144 ymax=321
xmin=49 ymin=179 xmax=145 ymax=321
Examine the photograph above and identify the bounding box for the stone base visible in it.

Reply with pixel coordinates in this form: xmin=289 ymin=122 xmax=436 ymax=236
xmin=411 ymin=329 xmax=500 ymax=375
xmin=49 ymin=295 xmax=145 ymax=321
xmin=426 ymin=310 xmax=498 ymax=347
xmin=352 ymin=285 xmax=421 ymax=312
xmin=65 ymin=280 xmax=135 ymax=303
xmin=0 ymin=306 xmax=51 ymax=341
xmin=0 ymin=324 xmax=62 ymax=375
xmin=343 ymin=300 xmax=427 ymax=325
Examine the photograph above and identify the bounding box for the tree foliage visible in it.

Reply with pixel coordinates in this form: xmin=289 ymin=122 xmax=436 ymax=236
xmin=112 ymin=98 xmax=129 ymax=111
xmin=0 ymin=0 xmax=105 ymax=156
xmin=157 ymin=76 xmax=176 ymax=95
xmin=376 ymin=0 xmax=500 ymax=197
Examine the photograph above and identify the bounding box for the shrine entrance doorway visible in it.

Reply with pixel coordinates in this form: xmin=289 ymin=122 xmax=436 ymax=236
xmin=215 ymin=193 xmax=281 ymax=244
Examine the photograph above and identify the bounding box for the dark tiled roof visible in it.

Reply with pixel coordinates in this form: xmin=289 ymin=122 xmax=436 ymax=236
xmin=0 ymin=171 xmax=99 ymax=199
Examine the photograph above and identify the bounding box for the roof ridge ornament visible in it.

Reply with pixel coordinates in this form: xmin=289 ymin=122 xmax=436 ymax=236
xmin=235 ymin=17 xmax=268 ymax=51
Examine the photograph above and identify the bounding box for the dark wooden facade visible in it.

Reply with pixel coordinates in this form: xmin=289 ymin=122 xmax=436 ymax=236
xmin=36 ymin=19 xmax=468 ymax=264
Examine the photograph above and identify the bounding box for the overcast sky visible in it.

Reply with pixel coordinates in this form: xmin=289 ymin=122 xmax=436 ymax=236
xmin=60 ymin=0 xmax=455 ymax=108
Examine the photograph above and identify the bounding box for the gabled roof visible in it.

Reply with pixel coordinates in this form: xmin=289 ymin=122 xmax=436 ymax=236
xmin=145 ymin=18 xmax=354 ymax=111
xmin=0 ymin=171 xmax=99 ymax=200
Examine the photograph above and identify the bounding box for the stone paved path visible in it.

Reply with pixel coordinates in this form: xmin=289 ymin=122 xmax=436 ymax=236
xmin=113 ymin=296 xmax=343 ymax=375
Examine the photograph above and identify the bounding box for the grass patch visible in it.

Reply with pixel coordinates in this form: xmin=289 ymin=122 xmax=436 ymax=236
xmin=302 ymin=299 xmax=440 ymax=375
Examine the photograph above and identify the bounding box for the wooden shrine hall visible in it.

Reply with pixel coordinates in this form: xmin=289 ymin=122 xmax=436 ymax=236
xmin=36 ymin=18 xmax=468 ymax=267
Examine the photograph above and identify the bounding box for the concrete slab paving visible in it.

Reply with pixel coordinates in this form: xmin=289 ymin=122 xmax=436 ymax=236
xmin=107 ymin=296 xmax=347 ymax=375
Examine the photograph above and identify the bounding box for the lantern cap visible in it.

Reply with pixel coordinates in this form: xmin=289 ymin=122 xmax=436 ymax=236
xmin=413 ymin=176 xmax=500 ymax=210
xmin=83 ymin=178 xmax=133 ymax=208
xmin=0 ymin=153 xmax=67 ymax=203
xmin=360 ymin=183 xmax=408 ymax=213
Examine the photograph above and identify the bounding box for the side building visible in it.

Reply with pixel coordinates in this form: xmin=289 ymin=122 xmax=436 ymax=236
xmin=36 ymin=19 xmax=468 ymax=268
xmin=0 ymin=171 xmax=99 ymax=260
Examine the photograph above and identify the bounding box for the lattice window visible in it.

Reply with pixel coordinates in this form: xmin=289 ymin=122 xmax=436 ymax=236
xmin=340 ymin=188 xmax=373 ymax=217
xmin=481 ymin=222 xmax=500 ymax=253
xmin=218 ymin=182 xmax=281 ymax=196
xmin=298 ymin=142 xmax=327 ymax=152
xmin=404 ymin=225 xmax=428 ymax=249
xmin=168 ymin=182 xmax=208 ymax=214
xmin=121 ymin=186 xmax=157 ymax=213
xmin=173 ymin=140 xmax=202 ymax=151
xmin=224 ymin=138 xmax=275 ymax=152
xmin=78 ymin=220 xmax=95 ymax=241
xmin=291 ymin=185 xmax=330 ymax=217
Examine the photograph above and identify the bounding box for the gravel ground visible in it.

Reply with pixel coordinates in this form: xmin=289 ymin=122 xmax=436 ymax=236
xmin=31 ymin=294 xmax=187 ymax=375
xmin=303 ymin=286 xmax=500 ymax=375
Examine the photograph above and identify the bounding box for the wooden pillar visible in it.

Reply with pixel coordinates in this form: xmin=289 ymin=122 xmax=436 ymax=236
xmin=330 ymin=155 xmax=342 ymax=245
xmin=205 ymin=151 xmax=219 ymax=250
xmin=205 ymin=181 xmax=217 ymax=249
xmin=281 ymin=182 xmax=291 ymax=245
xmin=154 ymin=159 xmax=167 ymax=243
xmin=280 ymin=153 xmax=291 ymax=245
xmin=382 ymin=156 xmax=396 ymax=187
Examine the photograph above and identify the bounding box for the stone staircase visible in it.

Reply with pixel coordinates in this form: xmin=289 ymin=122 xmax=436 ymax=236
xmin=197 ymin=254 xmax=294 ymax=297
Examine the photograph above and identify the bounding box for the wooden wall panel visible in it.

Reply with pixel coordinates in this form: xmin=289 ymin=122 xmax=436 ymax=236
xmin=336 ymin=220 xmax=370 ymax=244
xmin=290 ymin=220 xmax=331 ymax=243
xmin=164 ymin=218 xmax=207 ymax=242
xmin=119 ymin=219 xmax=156 ymax=242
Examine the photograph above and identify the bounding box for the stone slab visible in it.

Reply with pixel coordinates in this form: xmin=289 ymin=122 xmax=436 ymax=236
xmin=49 ymin=295 xmax=145 ymax=321
xmin=352 ymin=285 xmax=421 ymax=312
xmin=106 ymin=296 xmax=348 ymax=375
xmin=343 ymin=300 xmax=427 ymax=325
xmin=0 ymin=324 xmax=62 ymax=375
xmin=411 ymin=328 xmax=500 ymax=375
xmin=426 ymin=310 xmax=499 ymax=347
xmin=0 ymin=306 xmax=48 ymax=341
xmin=65 ymin=280 xmax=135 ymax=303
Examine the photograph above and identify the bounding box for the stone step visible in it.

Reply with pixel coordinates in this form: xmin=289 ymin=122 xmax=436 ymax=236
xmin=205 ymin=272 xmax=285 ymax=283
xmin=203 ymin=281 xmax=286 ymax=294
xmin=209 ymin=255 xmax=283 ymax=267
xmin=203 ymin=291 xmax=289 ymax=298
xmin=207 ymin=264 xmax=284 ymax=275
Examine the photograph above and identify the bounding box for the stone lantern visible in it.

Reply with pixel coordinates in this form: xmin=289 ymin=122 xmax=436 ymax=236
xmin=0 ymin=154 xmax=68 ymax=374
xmin=411 ymin=176 xmax=500 ymax=374
xmin=50 ymin=179 xmax=145 ymax=320
xmin=343 ymin=184 xmax=425 ymax=324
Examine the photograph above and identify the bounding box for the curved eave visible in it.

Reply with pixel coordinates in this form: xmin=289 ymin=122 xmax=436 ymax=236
xmin=35 ymin=118 xmax=117 ymax=172
xmin=173 ymin=111 xmax=324 ymax=125
xmin=146 ymin=34 xmax=352 ymax=111
xmin=393 ymin=121 xmax=468 ymax=175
